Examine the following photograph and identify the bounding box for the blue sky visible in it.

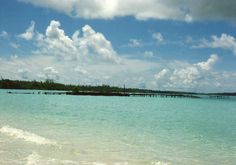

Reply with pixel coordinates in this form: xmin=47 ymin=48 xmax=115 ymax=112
xmin=1 ymin=0 xmax=236 ymax=92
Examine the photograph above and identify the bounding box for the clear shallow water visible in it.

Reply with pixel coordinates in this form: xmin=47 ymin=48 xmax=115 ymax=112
xmin=0 ymin=90 xmax=235 ymax=165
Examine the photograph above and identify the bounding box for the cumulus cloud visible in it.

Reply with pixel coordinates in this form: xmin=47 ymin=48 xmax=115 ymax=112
xmin=34 ymin=20 xmax=121 ymax=63
xmin=18 ymin=0 xmax=236 ymax=21
xmin=196 ymin=54 xmax=219 ymax=71
xmin=41 ymin=67 xmax=60 ymax=80
xmin=0 ymin=20 xmax=155 ymax=85
xmin=194 ymin=33 xmax=236 ymax=55
xmin=152 ymin=54 xmax=220 ymax=91
xmin=171 ymin=66 xmax=200 ymax=85
xmin=0 ymin=31 xmax=8 ymax=38
xmin=18 ymin=21 xmax=35 ymax=40
xmin=155 ymin=69 xmax=169 ymax=81
xmin=152 ymin=32 xmax=164 ymax=43
xmin=1 ymin=20 xmax=235 ymax=92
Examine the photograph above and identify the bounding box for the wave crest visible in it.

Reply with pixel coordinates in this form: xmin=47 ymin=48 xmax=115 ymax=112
xmin=0 ymin=125 xmax=56 ymax=145
xmin=26 ymin=152 xmax=77 ymax=165
xmin=151 ymin=161 xmax=170 ymax=165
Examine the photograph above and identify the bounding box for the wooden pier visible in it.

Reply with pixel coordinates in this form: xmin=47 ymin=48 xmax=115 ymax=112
xmin=7 ymin=91 xmax=200 ymax=98
xmin=130 ymin=93 xmax=200 ymax=98
xmin=208 ymin=95 xmax=230 ymax=99
xmin=8 ymin=91 xmax=234 ymax=99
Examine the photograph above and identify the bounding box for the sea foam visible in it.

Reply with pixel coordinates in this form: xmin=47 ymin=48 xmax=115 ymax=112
xmin=26 ymin=152 xmax=77 ymax=165
xmin=0 ymin=125 xmax=56 ymax=145
xmin=151 ymin=161 xmax=170 ymax=165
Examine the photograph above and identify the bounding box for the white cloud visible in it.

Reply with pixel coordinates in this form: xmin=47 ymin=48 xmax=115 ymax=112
xmin=152 ymin=54 xmax=220 ymax=91
xmin=33 ymin=20 xmax=121 ymax=63
xmin=1 ymin=20 xmax=236 ymax=92
xmin=196 ymin=54 xmax=219 ymax=71
xmin=44 ymin=67 xmax=58 ymax=74
xmin=1 ymin=20 xmax=155 ymax=85
xmin=128 ymin=39 xmax=142 ymax=47
xmin=171 ymin=66 xmax=200 ymax=85
xmin=42 ymin=20 xmax=76 ymax=59
xmin=152 ymin=32 xmax=163 ymax=43
xmin=154 ymin=69 xmax=169 ymax=81
xmin=18 ymin=0 xmax=183 ymax=20
xmin=0 ymin=31 xmax=8 ymax=38
xmin=18 ymin=0 xmax=75 ymax=16
xmin=0 ymin=53 xmax=157 ymax=87
xmin=42 ymin=66 xmax=59 ymax=80
xmin=80 ymin=25 xmax=121 ymax=63
xmin=194 ymin=33 xmax=236 ymax=55
xmin=72 ymin=30 xmax=80 ymax=42
xmin=18 ymin=0 xmax=236 ymax=21
xmin=18 ymin=21 xmax=35 ymax=40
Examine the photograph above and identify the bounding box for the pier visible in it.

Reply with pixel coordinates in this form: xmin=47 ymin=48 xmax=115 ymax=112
xmin=7 ymin=91 xmax=200 ymax=98
xmin=7 ymin=91 xmax=235 ymax=99
xmin=208 ymin=95 xmax=230 ymax=99
xmin=129 ymin=93 xmax=200 ymax=98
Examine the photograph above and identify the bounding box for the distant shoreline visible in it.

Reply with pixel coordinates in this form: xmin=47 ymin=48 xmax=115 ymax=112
xmin=6 ymin=90 xmax=202 ymax=98
xmin=1 ymin=79 xmax=236 ymax=98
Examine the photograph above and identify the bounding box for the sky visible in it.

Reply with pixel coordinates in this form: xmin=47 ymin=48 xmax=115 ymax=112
xmin=0 ymin=0 xmax=236 ymax=92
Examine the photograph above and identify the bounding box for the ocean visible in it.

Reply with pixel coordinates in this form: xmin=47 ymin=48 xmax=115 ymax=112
xmin=0 ymin=89 xmax=235 ymax=165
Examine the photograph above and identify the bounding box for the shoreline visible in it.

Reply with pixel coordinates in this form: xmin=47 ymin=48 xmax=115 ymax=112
xmin=5 ymin=90 xmax=207 ymax=99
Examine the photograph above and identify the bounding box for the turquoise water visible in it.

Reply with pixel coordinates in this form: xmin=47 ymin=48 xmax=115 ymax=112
xmin=0 ymin=90 xmax=235 ymax=165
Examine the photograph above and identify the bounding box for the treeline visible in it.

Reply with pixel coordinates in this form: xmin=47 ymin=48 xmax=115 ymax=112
xmin=0 ymin=79 xmax=70 ymax=91
xmin=2 ymin=79 xmax=234 ymax=96
xmin=0 ymin=79 xmax=158 ymax=93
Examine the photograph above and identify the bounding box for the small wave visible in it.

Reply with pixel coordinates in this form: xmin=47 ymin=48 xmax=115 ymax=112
xmin=92 ymin=163 xmax=128 ymax=165
xmin=25 ymin=155 xmax=169 ymax=165
xmin=151 ymin=161 xmax=170 ymax=165
xmin=0 ymin=125 xmax=56 ymax=145
xmin=114 ymin=163 xmax=128 ymax=165
xmin=26 ymin=152 xmax=41 ymax=165
xmin=26 ymin=152 xmax=77 ymax=165
xmin=92 ymin=163 xmax=106 ymax=165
